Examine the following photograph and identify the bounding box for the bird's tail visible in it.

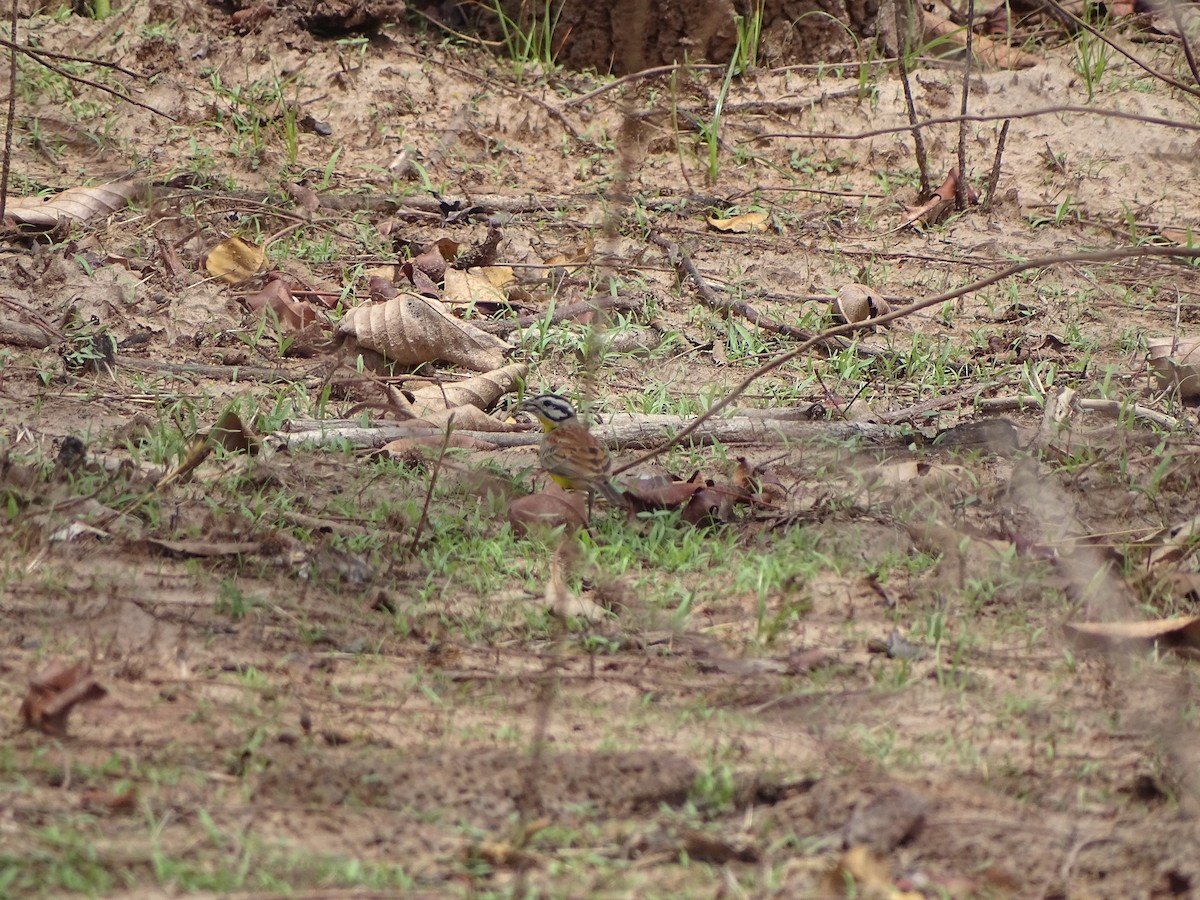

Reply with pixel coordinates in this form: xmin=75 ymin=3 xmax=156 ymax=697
xmin=597 ymin=478 xmax=626 ymax=507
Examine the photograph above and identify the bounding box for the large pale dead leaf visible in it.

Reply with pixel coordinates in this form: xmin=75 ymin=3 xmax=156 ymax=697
xmin=1147 ymin=336 xmax=1200 ymax=398
xmin=409 ymin=363 xmax=528 ymax=416
xmin=337 ymin=293 xmax=508 ymax=372
xmin=206 ymin=236 xmax=266 ymax=284
xmin=443 ymin=266 xmax=515 ymax=309
xmin=4 ymin=179 xmax=143 ymax=227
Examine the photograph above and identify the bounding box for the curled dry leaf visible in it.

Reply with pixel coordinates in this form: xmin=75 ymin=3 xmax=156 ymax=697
xmin=4 ymin=179 xmax=144 ymax=227
xmin=834 ymin=284 xmax=891 ymax=325
xmin=19 ymin=660 xmax=107 ymax=736
xmin=411 ymin=237 xmax=460 ymax=281
xmin=923 ymin=8 xmax=1041 ymax=68
xmin=337 ymin=293 xmax=508 ymax=372
xmin=508 ymin=485 xmax=587 ymax=536
xmin=244 ymin=279 xmax=319 ymax=332
xmin=206 ymin=236 xmax=266 ymax=284
xmin=706 ymin=210 xmax=770 ymax=233
xmin=409 ymin=362 xmax=528 ymax=415
xmin=1147 ymin=336 xmax=1200 ymax=398
xmin=900 ymin=167 xmax=977 ymax=232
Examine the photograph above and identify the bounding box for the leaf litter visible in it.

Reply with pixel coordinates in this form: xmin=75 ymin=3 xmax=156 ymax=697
xmin=3 ymin=0 xmax=1200 ymax=896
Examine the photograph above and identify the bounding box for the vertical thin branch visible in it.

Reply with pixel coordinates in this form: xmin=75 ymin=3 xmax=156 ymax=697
xmin=0 ymin=0 xmax=17 ymax=221
xmin=955 ymin=0 xmax=975 ymax=209
xmin=407 ymin=412 xmax=454 ymax=555
xmin=895 ymin=0 xmax=931 ymax=197
xmin=983 ymin=119 xmax=1010 ymax=212
xmin=1172 ymin=2 xmax=1200 ymax=89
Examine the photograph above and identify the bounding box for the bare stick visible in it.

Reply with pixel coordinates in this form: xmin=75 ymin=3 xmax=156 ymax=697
xmin=956 ymin=0 xmax=975 ymax=210
xmin=751 ymin=104 xmax=1200 ymax=142
xmin=619 ymin=245 xmax=1200 ymax=471
xmin=1042 ymin=0 xmax=1200 ymax=99
xmin=894 ymin=1 xmax=931 ymax=197
xmin=408 ymin=414 xmax=455 ymax=555
xmin=563 ymin=62 xmax=726 ymax=108
xmin=0 ymin=0 xmax=14 ymax=222
xmin=1172 ymin=1 xmax=1200 ymax=89
xmin=650 ymin=232 xmax=817 ymax=343
xmin=983 ymin=119 xmax=1010 ymax=212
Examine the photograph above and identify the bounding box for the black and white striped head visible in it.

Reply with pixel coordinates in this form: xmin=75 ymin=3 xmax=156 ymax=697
xmin=518 ymin=393 xmax=578 ymax=430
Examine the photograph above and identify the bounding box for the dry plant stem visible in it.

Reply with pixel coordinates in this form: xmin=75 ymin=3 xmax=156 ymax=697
xmin=983 ymin=119 xmax=1010 ymax=212
xmin=1043 ymin=0 xmax=1200 ymax=99
xmin=0 ymin=0 xmax=14 ymax=223
xmin=117 ymin=358 xmax=317 ymax=383
xmin=752 ymin=104 xmax=1200 ymax=142
xmin=0 ymin=37 xmax=141 ymax=76
xmin=15 ymin=44 xmax=172 ymax=120
xmin=1171 ymin=2 xmax=1200 ymax=88
xmin=408 ymin=414 xmax=455 ymax=556
xmin=622 ymin=245 xmax=1200 ymax=471
xmin=979 ymin=394 xmax=1184 ymax=430
xmin=563 ymin=62 xmax=727 ymax=108
xmin=955 ymin=0 xmax=974 ymax=210
xmin=649 ymin=232 xmax=817 ymax=343
xmin=895 ymin=0 xmax=931 ymax=196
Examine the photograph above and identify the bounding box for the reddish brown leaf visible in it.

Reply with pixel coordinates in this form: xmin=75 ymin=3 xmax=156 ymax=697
xmin=19 ymin=661 xmax=107 ymax=736
xmin=508 ymin=485 xmax=587 ymax=535
xmin=244 ymin=279 xmax=319 ymax=332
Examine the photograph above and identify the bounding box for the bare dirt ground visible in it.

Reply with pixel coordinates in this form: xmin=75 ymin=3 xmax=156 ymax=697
xmin=4 ymin=0 xmax=1200 ymax=897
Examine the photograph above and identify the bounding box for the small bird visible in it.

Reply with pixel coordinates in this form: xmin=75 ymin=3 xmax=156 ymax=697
xmin=518 ymin=393 xmax=624 ymax=510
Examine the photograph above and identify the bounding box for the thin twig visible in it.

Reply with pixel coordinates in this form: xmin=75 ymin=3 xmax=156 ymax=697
xmin=749 ymin=104 xmax=1200 ymax=142
xmin=15 ymin=43 xmax=173 ymax=120
xmin=1042 ymin=0 xmax=1200 ymax=99
xmin=1171 ymin=2 xmax=1200 ymax=88
xmin=408 ymin=413 xmax=455 ymax=555
xmin=563 ymin=62 xmax=727 ymax=108
xmin=649 ymin=231 xmax=817 ymax=343
xmin=983 ymin=119 xmax=1010 ymax=212
xmin=0 ymin=36 xmax=142 ymax=76
xmin=894 ymin=3 xmax=931 ymax=196
xmin=622 ymin=245 xmax=1200 ymax=470
xmin=956 ymin=0 xmax=975 ymax=209
xmin=0 ymin=0 xmax=15 ymax=222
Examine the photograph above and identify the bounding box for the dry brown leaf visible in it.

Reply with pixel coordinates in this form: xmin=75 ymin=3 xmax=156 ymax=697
xmin=834 ymin=283 xmax=891 ymax=325
xmin=244 ymin=279 xmax=319 ymax=331
xmin=19 ymin=660 xmax=107 ymax=736
xmin=900 ymin=168 xmax=969 ymax=231
xmin=409 ymin=363 xmax=528 ymax=416
xmin=411 ymin=237 xmax=460 ymax=281
xmin=337 ymin=293 xmax=508 ymax=372
xmin=206 ymin=236 xmax=266 ymax=284
xmin=706 ymin=210 xmax=770 ymax=233
xmin=1159 ymin=226 xmax=1198 ymax=245
xmin=508 ymin=485 xmax=587 ymax=535
xmin=4 ymin=179 xmax=143 ymax=227
xmin=1064 ymin=615 xmax=1200 ymax=651
xmin=1147 ymin=336 xmax=1200 ymax=398
xmin=1148 ymin=513 xmax=1200 ymax=567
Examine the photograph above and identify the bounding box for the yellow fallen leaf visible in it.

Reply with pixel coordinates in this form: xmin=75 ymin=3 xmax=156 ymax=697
xmin=706 ymin=210 xmax=770 ymax=233
xmin=206 ymin=236 xmax=265 ymax=284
